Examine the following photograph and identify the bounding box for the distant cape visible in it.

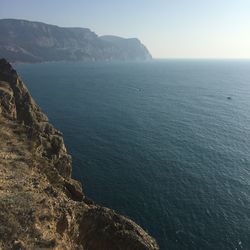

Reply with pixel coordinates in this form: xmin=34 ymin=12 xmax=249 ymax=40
xmin=0 ymin=19 xmax=152 ymax=63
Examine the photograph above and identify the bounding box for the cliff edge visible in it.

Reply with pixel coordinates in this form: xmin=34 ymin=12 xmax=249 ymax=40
xmin=0 ymin=58 xmax=158 ymax=250
xmin=0 ymin=19 xmax=152 ymax=63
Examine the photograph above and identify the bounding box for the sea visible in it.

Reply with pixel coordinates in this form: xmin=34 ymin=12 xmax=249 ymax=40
xmin=15 ymin=60 xmax=250 ymax=250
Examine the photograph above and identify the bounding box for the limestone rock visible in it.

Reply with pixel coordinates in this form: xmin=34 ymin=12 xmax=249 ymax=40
xmin=0 ymin=58 xmax=159 ymax=250
xmin=0 ymin=19 xmax=152 ymax=63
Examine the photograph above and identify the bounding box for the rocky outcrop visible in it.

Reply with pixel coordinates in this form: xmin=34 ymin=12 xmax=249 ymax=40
xmin=0 ymin=58 xmax=158 ymax=250
xmin=0 ymin=19 xmax=152 ymax=63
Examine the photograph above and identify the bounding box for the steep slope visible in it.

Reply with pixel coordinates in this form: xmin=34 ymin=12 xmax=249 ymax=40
xmin=0 ymin=58 xmax=158 ymax=250
xmin=100 ymin=36 xmax=152 ymax=61
xmin=0 ymin=19 xmax=152 ymax=63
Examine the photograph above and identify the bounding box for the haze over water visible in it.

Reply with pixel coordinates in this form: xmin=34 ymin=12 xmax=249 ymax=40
xmin=15 ymin=60 xmax=250 ymax=249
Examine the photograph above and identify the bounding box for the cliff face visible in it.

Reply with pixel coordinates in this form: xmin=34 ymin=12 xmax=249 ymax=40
xmin=0 ymin=58 xmax=158 ymax=250
xmin=0 ymin=19 xmax=152 ymax=63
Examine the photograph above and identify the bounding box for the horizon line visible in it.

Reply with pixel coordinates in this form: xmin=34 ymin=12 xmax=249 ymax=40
xmin=153 ymin=58 xmax=250 ymax=60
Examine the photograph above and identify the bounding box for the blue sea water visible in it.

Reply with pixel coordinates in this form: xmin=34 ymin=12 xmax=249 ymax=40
xmin=15 ymin=60 xmax=250 ymax=250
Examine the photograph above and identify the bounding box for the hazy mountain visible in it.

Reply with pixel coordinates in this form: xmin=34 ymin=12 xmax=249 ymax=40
xmin=0 ymin=19 xmax=152 ymax=63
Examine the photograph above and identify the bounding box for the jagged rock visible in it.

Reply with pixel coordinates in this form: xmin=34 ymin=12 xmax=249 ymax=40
xmin=0 ymin=58 xmax=159 ymax=250
xmin=64 ymin=179 xmax=84 ymax=202
xmin=79 ymin=207 xmax=159 ymax=250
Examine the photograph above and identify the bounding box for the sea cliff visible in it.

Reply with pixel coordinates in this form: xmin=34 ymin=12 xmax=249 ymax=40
xmin=0 ymin=19 xmax=152 ymax=63
xmin=0 ymin=58 xmax=158 ymax=250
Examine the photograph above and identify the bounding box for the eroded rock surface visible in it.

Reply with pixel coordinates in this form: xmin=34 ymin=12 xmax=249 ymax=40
xmin=0 ymin=58 xmax=159 ymax=250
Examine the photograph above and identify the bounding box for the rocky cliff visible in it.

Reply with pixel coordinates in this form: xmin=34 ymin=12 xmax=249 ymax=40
xmin=0 ymin=19 xmax=152 ymax=63
xmin=0 ymin=58 xmax=158 ymax=250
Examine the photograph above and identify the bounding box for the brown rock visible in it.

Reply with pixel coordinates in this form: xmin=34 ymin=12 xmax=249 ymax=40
xmin=0 ymin=58 xmax=159 ymax=250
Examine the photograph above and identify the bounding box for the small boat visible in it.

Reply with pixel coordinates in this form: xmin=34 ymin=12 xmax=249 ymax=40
xmin=227 ymin=96 xmax=232 ymax=100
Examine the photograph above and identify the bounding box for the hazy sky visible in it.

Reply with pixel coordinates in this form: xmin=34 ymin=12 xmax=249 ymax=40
xmin=1 ymin=0 xmax=250 ymax=58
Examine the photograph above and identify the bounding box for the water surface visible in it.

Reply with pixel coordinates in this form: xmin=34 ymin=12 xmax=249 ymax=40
xmin=15 ymin=60 xmax=250 ymax=249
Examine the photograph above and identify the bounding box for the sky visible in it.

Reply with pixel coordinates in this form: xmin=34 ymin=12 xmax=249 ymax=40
xmin=1 ymin=0 xmax=250 ymax=59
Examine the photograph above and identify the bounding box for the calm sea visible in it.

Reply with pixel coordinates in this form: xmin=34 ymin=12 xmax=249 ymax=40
xmin=15 ymin=60 xmax=250 ymax=250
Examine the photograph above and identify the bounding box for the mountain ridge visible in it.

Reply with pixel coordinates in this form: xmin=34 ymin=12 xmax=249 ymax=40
xmin=0 ymin=19 xmax=152 ymax=63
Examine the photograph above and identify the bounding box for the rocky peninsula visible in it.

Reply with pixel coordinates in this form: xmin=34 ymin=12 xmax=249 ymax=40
xmin=0 ymin=58 xmax=158 ymax=250
xmin=0 ymin=19 xmax=152 ymax=63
